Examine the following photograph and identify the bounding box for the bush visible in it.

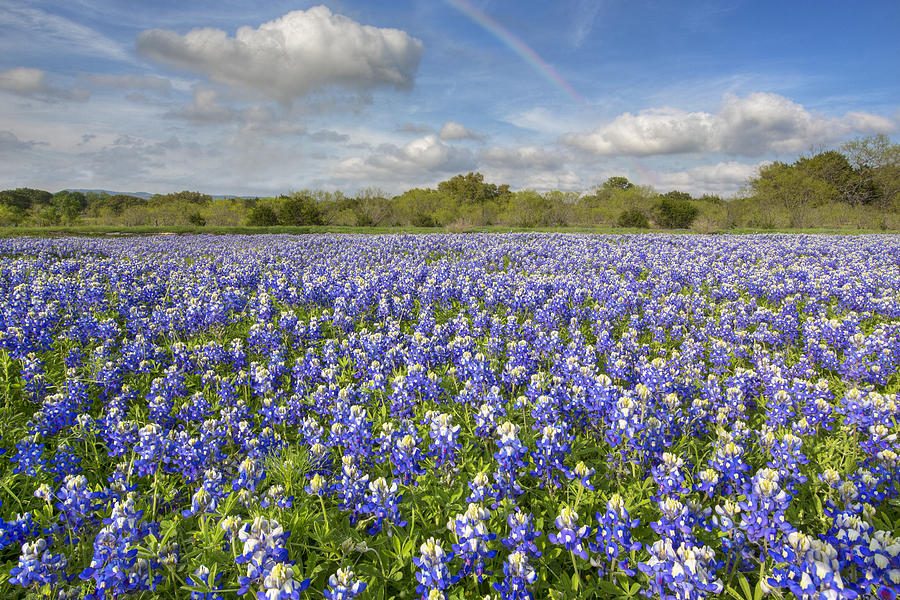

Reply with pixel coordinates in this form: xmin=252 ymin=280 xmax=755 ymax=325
xmin=247 ymin=205 xmax=279 ymax=227
xmin=411 ymin=212 xmax=439 ymax=227
xmin=187 ymin=212 xmax=206 ymax=227
xmin=278 ymin=194 xmax=322 ymax=226
xmin=654 ymin=194 xmax=699 ymax=228
xmin=618 ymin=209 xmax=649 ymax=228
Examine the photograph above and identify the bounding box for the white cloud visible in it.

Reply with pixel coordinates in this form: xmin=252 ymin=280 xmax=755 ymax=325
xmin=653 ymin=160 xmax=771 ymax=195
xmin=137 ymin=5 xmax=424 ymax=104
xmin=167 ymin=87 xmax=237 ymax=124
xmin=519 ymin=170 xmax=582 ymax=191
xmin=333 ymin=134 xmax=474 ymax=180
xmin=0 ymin=67 xmax=90 ymax=101
xmin=85 ymin=74 xmax=172 ymax=94
xmin=561 ymin=92 xmax=896 ymax=156
xmin=438 ymin=120 xmax=483 ymax=140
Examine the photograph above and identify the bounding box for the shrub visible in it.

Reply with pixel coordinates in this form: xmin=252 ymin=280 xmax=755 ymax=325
xmin=247 ymin=204 xmax=279 ymax=227
xmin=654 ymin=193 xmax=699 ymax=228
xmin=618 ymin=209 xmax=649 ymax=228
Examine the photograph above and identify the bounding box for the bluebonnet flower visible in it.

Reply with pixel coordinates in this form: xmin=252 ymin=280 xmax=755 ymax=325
xmin=236 ymin=516 xmax=310 ymax=599
xmin=492 ymin=551 xmax=537 ymax=600
xmin=739 ymin=468 xmax=793 ymax=546
xmin=260 ymin=485 xmax=294 ymax=510
xmin=392 ymin=432 xmax=426 ymax=486
xmin=363 ymin=477 xmax=406 ymax=535
xmin=55 ymin=474 xmax=103 ymax=533
xmin=426 ymin=412 xmax=461 ymax=473
xmin=304 ymin=472 xmax=331 ymax=497
xmin=502 ymin=510 xmax=542 ymax=558
xmin=530 ymin=424 xmax=571 ymax=489
xmin=590 ymin=494 xmax=642 ymax=576
xmin=134 ymin=423 xmax=167 ymax=477
xmin=467 ymin=470 xmax=493 ymax=503
xmin=49 ymin=443 xmax=82 ymax=482
xmin=447 ymin=503 xmax=496 ymax=582
xmin=414 ymin=537 xmax=453 ymax=600
xmin=492 ymin=421 xmax=528 ymax=506
xmin=324 ymin=567 xmax=367 ymax=600
xmin=9 ymin=538 xmax=68 ymax=590
xmin=638 ymin=538 xmax=724 ymax=600
xmin=10 ymin=437 xmax=45 ymax=477
xmin=766 ymin=531 xmax=856 ymax=600
xmin=474 ymin=395 xmax=506 ymax=440
xmin=652 ymin=452 xmax=690 ymax=498
xmin=80 ymin=492 xmax=160 ymax=598
xmin=549 ymin=505 xmax=590 ymax=559
xmin=337 ymin=455 xmax=370 ymax=525
xmin=565 ymin=460 xmax=596 ymax=491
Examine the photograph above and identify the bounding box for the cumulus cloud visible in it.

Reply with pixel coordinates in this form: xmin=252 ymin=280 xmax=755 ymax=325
xmin=519 ymin=170 xmax=582 ymax=191
xmin=165 ymin=88 xmax=308 ymax=137
xmin=438 ymin=120 xmax=483 ymax=141
xmin=333 ymin=134 xmax=474 ymax=180
xmin=561 ymin=92 xmax=896 ymax=156
xmin=136 ymin=6 xmax=424 ymax=104
xmin=0 ymin=67 xmax=90 ymax=101
xmin=166 ymin=88 xmax=237 ymax=124
xmin=654 ymin=160 xmax=771 ymax=196
xmin=85 ymin=73 xmax=172 ymax=94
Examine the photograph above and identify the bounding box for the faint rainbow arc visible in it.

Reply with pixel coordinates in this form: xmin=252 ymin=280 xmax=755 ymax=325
xmin=444 ymin=0 xmax=664 ymax=190
xmin=444 ymin=0 xmax=588 ymax=107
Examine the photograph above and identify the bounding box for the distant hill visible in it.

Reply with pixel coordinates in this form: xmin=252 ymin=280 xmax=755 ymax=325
xmin=66 ymin=189 xmax=154 ymax=199
xmin=65 ymin=189 xmax=260 ymax=200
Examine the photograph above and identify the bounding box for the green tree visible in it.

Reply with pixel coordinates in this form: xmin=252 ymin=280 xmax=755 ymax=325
xmin=278 ymin=193 xmax=322 ymax=226
xmin=654 ymin=191 xmax=699 ymax=228
xmin=749 ymin=161 xmax=837 ymax=227
xmin=247 ymin=204 xmax=278 ymax=226
xmin=618 ymin=208 xmax=649 ymax=228
xmin=602 ymin=176 xmax=634 ymax=191
xmin=841 ymin=134 xmax=900 ymax=208
xmin=51 ymin=190 xmax=87 ymax=224
xmin=150 ymin=190 xmax=212 ymax=206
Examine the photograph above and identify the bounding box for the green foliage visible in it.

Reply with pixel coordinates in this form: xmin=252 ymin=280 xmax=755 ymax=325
xmin=149 ymin=190 xmax=213 ymax=206
xmin=0 ymin=187 xmax=51 ymax=211
xmin=618 ymin=208 xmax=649 ymax=228
xmin=51 ymin=190 xmax=87 ymax=224
xmin=278 ymin=193 xmax=323 ymax=226
xmin=187 ymin=212 xmax=206 ymax=227
xmin=602 ymin=176 xmax=634 ymax=191
xmin=4 ymin=135 xmax=900 ymax=231
xmin=654 ymin=192 xmax=699 ymax=228
xmin=437 ymin=172 xmax=510 ymax=205
xmin=247 ymin=204 xmax=279 ymax=226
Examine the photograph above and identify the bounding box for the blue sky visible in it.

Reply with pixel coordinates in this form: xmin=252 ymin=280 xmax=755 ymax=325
xmin=0 ymin=0 xmax=897 ymax=196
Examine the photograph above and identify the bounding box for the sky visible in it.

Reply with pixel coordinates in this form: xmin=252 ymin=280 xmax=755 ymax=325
xmin=0 ymin=0 xmax=898 ymax=197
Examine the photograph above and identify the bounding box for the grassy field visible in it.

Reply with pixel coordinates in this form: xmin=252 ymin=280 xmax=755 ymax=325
xmin=0 ymin=224 xmax=897 ymax=237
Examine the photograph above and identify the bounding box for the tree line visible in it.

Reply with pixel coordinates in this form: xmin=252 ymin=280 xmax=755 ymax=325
xmin=2 ymin=135 xmax=898 ymax=230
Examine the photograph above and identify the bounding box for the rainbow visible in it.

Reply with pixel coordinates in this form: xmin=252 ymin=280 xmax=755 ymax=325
xmin=444 ymin=0 xmax=588 ymax=107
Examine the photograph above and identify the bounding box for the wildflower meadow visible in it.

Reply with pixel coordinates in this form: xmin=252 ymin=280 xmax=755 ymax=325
xmin=0 ymin=233 xmax=898 ymax=600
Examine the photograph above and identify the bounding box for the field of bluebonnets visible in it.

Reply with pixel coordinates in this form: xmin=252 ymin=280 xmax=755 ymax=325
xmin=0 ymin=232 xmax=898 ymax=600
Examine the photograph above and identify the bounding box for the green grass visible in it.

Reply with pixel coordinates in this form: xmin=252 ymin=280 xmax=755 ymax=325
xmin=0 ymin=224 xmax=897 ymax=238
